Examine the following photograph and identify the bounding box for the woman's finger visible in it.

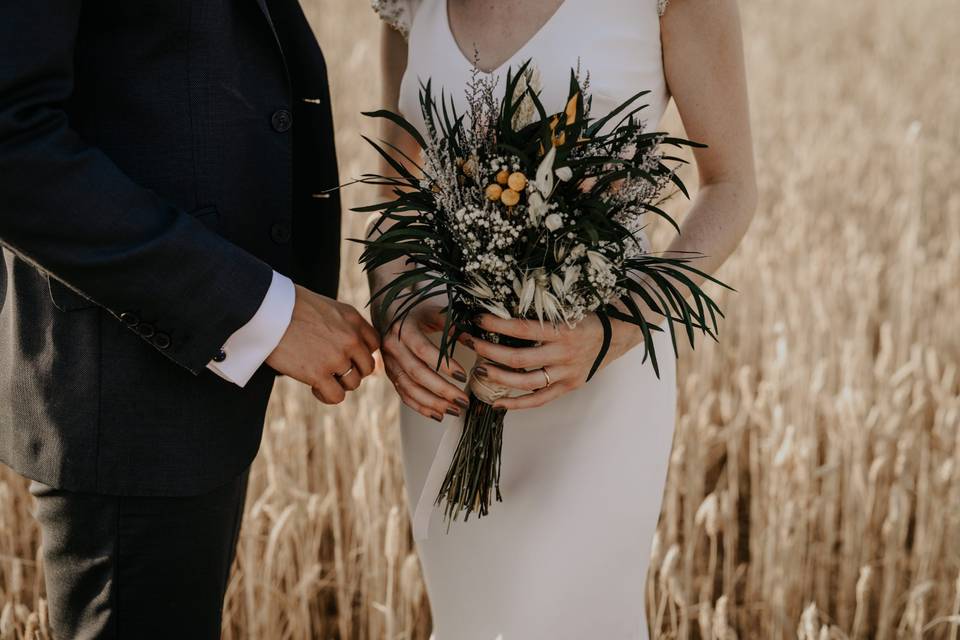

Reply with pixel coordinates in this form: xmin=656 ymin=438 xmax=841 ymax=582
xmin=398 ymin=330 xmax=470 ymax=404
xmin=390 ymin=378 xmax=437 ymax=422
xmin=403 ymin=324 xmax=469 ymax=382
xmin=467 ymin=338 xmax=566 ymax=370
xmin=384 ymin=359 xmax=446 ymax=420
xmin=394 ymin=368 xmax=458 ymax=421
xmin=475 ymin=363 xmax=573 ymax=393
xmin=473 ymin=314 xmax=564 ymax=342
xmin=493 ymin=382 xmax=568 ymax=411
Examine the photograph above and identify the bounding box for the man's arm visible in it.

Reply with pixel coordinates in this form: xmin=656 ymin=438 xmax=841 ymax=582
xmin=0 ymin=2 xmax=382 ymax=399
xmin=206 ymin=271 xmax=296 ymax=387
xmin=0 ymin=1 xmax=278 ymax=373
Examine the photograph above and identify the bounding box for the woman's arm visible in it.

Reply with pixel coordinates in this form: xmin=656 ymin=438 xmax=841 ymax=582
xmin=368 ymin=24 xmax=471 ymax=422
xmin=366 ymin=24 xmax=415 ymax=310
xmin=657 ymin=0 xmax=758 ymax=290
xmin=473 ymin=0 xmax=758 ymax=410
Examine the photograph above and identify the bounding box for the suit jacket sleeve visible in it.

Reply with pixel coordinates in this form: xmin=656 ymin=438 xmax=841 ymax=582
xmin=0 ymin=2 xmax=275 ymax=375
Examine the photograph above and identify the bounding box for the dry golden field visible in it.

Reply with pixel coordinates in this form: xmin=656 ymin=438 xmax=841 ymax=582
xmin=2 ymin=0 xmax=959 ymax=638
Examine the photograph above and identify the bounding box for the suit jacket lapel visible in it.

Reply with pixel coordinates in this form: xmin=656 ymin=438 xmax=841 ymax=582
xmin=253 ymin=0 xmax=276 ymax=30
xmin=252 ymin=0 xmax=290 ymax=80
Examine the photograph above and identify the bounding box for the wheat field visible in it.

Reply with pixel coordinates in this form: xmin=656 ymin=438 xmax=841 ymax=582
xmin=2 ymin=0 xmax=959 ymax=638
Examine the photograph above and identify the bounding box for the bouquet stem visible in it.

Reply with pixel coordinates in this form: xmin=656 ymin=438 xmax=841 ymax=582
xmin=434 ymin=332 xmax=534 ymax=528
xmin=434 ymin=392 xmax=507 ymax=528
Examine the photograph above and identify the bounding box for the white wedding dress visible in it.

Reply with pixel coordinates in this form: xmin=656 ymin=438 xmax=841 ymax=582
xmin=373 ymin=1 xmax=676 ymax=638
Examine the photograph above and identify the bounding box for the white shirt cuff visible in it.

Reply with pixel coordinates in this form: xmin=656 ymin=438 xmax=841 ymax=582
xmin=206 ymin=270 xmax=296 ymax=387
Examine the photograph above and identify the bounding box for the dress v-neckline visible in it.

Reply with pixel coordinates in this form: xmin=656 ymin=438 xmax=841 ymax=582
xmin=443 ymin=0 xmax=570 ymax=75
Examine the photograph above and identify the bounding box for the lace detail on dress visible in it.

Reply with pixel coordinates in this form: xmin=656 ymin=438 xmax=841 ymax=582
xmin=657 ymin=0 xmax=669 ymax=16
xmin=372 ymin=0 xmax=417 ymax=39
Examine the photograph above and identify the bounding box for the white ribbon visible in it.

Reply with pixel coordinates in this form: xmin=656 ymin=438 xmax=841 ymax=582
xmin=411 ymin=417 xmax=462 ymax=541
xmin=411 ymin=357 xmax=511 ymax=541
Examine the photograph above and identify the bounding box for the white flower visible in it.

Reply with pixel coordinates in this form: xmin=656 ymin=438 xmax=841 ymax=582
xmin=533 ymin=286 xmax=563 ymax=324
xmin=527 ymin=191 xmax=549 ymax=224
xmin=463 ymin=277 xmax=495 ymax=300
xmin=480 ymin=301 xmax=513 ymax=320
xmin=563 ymin=265 xmax=581 ymax=292
xmin=550 ymin=273 xmax=565 ymax=298
xmin=517 ymin=276 xmax=536 ymax=315
xmin=535 ymin=146 xmax=557 ymax=196
xmin=555 ymin=166 xmax=573 ymax=182
xmin=544 ymin=213 xmax=563 ymax=231
xmin=587 ymin=250 xmax=611 ymax=270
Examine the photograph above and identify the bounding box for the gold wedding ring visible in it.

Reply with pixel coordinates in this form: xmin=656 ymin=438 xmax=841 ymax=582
xmin=541 ymin=367 xmax=552 ymax=388
xmin=335 ymin=366 xmax=354 ymax=379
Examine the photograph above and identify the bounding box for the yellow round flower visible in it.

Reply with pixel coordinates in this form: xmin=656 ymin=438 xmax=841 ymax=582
xmin=496 ymin=169 xmax=510 ymax=185
xmin=500 ymin=188 xmax=521 ymax=207
xmin=507 ymin=172 xmax=527 ymax=192
xmin=485 ymin=183 xmax=503 ymax=201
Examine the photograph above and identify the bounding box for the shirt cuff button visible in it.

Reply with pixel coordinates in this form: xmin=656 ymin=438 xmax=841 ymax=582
xmin=212 ymin=349 xmax=227 ymax=363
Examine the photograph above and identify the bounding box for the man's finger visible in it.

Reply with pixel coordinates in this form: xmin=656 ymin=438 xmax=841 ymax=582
xmin=350 ymin=345 xmax=377 ymax=378
xmin=335 ymin=365 xmax=363 ymax=391
xmin=357 ymin=317 xmax=382 ymax=353
xmin=312 ymin=375 xmax=346 ymax=405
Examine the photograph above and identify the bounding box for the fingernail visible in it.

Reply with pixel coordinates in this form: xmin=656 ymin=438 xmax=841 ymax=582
xmin=454 ymin=397 xmax=469 ymax=409
xmin=446 ymin=407 xmax=461 ymax=417
xmin=475 ymin=366 xmax=488 ymax=378
xmin=431 ymin=413 xmax=444 ymax=422
xmin=452 ymin=371 xmax=468 ymax=383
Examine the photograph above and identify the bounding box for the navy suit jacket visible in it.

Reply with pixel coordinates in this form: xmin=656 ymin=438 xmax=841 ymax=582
xmin=0 ymin=0 xmax=341 ymax=495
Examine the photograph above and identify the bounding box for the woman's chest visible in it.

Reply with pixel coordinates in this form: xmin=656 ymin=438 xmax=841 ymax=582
xmin=400 ymin=0 xmax=670 ymax=134
xmin=446 ymin=0 xmax=567 ymax=74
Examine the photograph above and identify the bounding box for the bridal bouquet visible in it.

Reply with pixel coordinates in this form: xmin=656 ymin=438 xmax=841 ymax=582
xmin=355 ymin=62 xmax=732 ymax=528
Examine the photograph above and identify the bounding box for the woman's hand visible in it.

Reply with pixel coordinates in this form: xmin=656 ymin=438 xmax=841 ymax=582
xmin=463 ymin=312 xmax=646 ymax=411
xmin=379 ymin=299 xmax=471 ymax=422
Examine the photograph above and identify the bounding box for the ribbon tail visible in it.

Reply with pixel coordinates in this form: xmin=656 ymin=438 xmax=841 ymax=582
xmin=412 ymin=417 xmax=463 ymax=541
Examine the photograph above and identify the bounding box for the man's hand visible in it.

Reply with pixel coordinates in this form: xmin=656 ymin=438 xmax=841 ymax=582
xmin=266 ymin=285 xmax=380 ymax=404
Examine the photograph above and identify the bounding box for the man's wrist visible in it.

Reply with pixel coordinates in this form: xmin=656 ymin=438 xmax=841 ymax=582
xmin=206 ymin=271 xmax=296 ymax=387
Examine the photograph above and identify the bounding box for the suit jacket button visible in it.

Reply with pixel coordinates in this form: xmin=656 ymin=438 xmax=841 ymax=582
xmin=212 ymin=349 xmax=227 ymax=363
xmin=153 ymin=332 xmax=171 ymax=349
xmin=120 ymin=311 xmax=140 ymax=327
xmin=271 ymin=222 xmax=291 ymax=244
xmin=271 ymin=109 xmax=292 ymax=133
xmin=137 ymin=323 xmax=155 ymax=339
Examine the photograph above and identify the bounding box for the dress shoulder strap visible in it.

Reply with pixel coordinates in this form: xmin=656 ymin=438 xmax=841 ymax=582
xmin=372 ymin=0 xmax=423 ymax=40
xmin=657 ymin=0 xmax=669 ymax=16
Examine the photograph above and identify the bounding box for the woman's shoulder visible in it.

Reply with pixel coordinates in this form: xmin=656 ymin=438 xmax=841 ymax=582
xmin=371 ymin=0 xmax=423 ymax=40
